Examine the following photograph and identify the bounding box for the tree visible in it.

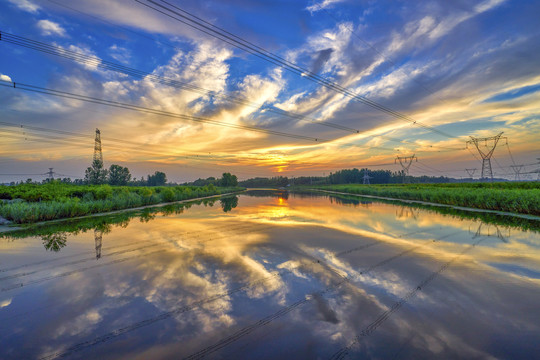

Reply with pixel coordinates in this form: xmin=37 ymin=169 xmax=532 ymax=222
xmin=219 ymin=172 xmax=238 ymax=187
xmin=108 ymin=164 xmax=131 ymax=185
xmin=147 ymin=171 xmax=167 ymax=186
xmin=85 ymin=159 xmax=108 ymax=185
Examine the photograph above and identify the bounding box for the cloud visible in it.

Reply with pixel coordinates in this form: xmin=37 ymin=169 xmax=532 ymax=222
xmin=0 ymin=74 xmax=13 ymax=82
xmin=311 ymin=48 xmax=334 ymax=74
xmin=7 ymin=0 xmax=39 ymax=13
xmin=306 ymin=0 xmax=347 ymax=13
xmin=37 ymin=19 xmax=67 ymax=37
xmin=109 ymin=44 xmax=131 ymax=64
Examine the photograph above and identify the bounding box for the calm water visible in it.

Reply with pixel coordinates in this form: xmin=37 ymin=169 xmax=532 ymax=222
xmin=0 ymin=191 xmax=539 ymax=359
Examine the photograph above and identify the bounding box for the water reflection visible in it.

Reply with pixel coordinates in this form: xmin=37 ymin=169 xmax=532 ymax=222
xmin=0 ymin=190 xmax=538 ymax=359
xmin=220 ymin=195 xmax=239 ymax=212
xmin=41 ymin=233 xmax=67 ymax=252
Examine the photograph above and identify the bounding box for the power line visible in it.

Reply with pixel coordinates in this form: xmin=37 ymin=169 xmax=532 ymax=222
xmin=0 ymin=132 xmax=271 ymax=177
xmin=0 ymin=32 xmax=361 ymax=135
xmin=0 ymin=31 xmax=463 ymax=152
xmin=318 ymin=6 xmax=446 ymax=103
xmin=132 ymin=0 xmax=457 ymax=139
xmin=0 ymin=79 xmax=322 ymax=142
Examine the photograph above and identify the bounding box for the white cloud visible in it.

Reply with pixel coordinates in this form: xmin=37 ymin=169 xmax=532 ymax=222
xmin=37 ymin=19 xmax=67 ymax=37
xmin=7 ymin=0 xmax=39 ymax=13
xmin=0 ymin=74 xmax=13 ymax=82
xmin=54 ymin=43 xmax=102 ymax=71
xmin=0 ymin=299 xmax=12 ymax=308
xmin=109 ymin=44 xmax=131 ymax=64
xmin=306 ymin=0 xmax=346 ymax=13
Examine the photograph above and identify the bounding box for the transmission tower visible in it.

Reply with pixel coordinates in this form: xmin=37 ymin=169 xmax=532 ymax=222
xmin=94 ymin=229 xmax=102 ymax=260
xmin=466 ymin=132 xmax=505 ymax=182
xmin=465 ymin=168 xmax=476 ymax=178
xmin=395 ymin=154 xmax=417 ymax=183
xmin=510 ymin=165 xmax=524 ymax=181
xmin=93 ymin=128 xmax=103 ymax=163
xmin=47 ymin=168 xmax=54 ymax=180
xmin=362 ymin=169 xmax=371 ymax=185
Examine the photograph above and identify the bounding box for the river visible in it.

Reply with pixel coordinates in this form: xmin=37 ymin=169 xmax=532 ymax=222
xmin=0 ymin=190 xmax=539 ymax=359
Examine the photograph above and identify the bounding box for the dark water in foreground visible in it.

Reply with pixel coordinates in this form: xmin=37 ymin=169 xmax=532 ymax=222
xmin=0 ymin=191 xmax=539 ymax=359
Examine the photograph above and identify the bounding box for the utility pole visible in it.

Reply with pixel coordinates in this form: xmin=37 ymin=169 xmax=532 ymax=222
xmin=93 ymin=128 xmax=103 ymax=164
xmin=395 ymin=154 xmax=417 ymax=183
xmin=466 ymin=132 xmax=505 ymax=182
xmin=510 ymin=165 xmax=524 ymax=181
xmin=465 ymin=168 xmax=476 ymax=179
xmin=362 ymin=168 xmax=371 ymax=185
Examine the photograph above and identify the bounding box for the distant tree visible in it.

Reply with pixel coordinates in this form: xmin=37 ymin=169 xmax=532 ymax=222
xmin=219 ymin=172 xmax=238 ymax=187
xmin=85 ymin=159 xmax=108 ymax=185
xmin=147 ymin=171 xmax=167 ymax=186
xmin=108 ymin=164 xmax=131 ymax=185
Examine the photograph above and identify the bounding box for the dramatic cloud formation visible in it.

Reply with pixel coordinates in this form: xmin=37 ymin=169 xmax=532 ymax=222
xmin=0 ymin=0 xmax=539 ymax=182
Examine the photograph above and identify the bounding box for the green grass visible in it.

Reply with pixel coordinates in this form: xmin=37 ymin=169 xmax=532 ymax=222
xmin=310 ymin=182 xmax=540 ymax=215
xmin=0 ymin=183 xmax=244 ymax=224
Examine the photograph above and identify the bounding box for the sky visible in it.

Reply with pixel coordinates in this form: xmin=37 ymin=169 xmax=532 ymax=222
xmin=0 ymin=0 xmax=539 ymax=183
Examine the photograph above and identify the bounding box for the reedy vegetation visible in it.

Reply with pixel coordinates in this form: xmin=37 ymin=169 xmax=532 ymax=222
xmin=313 ymin=182 xmax=540 ymax=215
xmin=0 ymin=183 xmax=243 ymax=223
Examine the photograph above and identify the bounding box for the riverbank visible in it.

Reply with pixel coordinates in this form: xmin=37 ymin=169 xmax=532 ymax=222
xmin=307 ymin=183 xmax=540 ymax=216
xmin=0 ymin=183 xmax=245 ymax=224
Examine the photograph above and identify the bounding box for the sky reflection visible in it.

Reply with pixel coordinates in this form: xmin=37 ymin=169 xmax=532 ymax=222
xmin=0 ymin=191 xmax=539 ymax=359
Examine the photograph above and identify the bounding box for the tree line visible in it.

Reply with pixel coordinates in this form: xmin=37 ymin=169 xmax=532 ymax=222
xmin=84 ymin=159 xmax=167 ymax=186
xmin=237 ymin=168 xmax=455 ymax=187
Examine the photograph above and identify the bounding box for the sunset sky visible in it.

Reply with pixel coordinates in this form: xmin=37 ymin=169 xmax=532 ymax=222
xmin=1 ymin=0 xmax=539 ymax=182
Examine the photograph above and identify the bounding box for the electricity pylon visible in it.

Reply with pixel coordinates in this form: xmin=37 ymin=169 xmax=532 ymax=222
xmin=362 ymin=169 xmax=371 ymax=185
xmin=47 ymin=168 xmax=54 ymax=180
xmin=465 ymin=168 xmax=476 ymax=178
xmin=93 ymin=128 xmax=103 ymax=163
xmin=471 ymin=223 xmax=508 ymax=243
xmin=395 ymin=154 xmax=417 ymax=183
xmin=466 ymin=132 xmax=505 ymax=182
xmin=510 ymin=165 xmax=524 ymax=181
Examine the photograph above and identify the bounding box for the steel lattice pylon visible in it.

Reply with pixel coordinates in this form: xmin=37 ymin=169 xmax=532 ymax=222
xmin=395 ymin=154 xmax=417 ymax=183
xmin=362 ymin=168 xmax=371 ymax=185
xmin=465 ymin=168 xmax=477 ymax=178
xmin=93 ymin=128 xmax=103 ymax=163
xmin=466 ymin=132 xmax=505 ymax=182
xmin=510 ymin=165 xmax=524 ymax=181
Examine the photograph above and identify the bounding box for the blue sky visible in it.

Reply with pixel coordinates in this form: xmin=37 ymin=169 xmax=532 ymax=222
xmin=0 ymin=0 xmax=539 ymax=182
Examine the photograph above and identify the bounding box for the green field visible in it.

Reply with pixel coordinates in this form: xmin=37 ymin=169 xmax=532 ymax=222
xmin=0 ymin=183 xmax=244 ymax=224
xmin=311 ymin=182 xmax=540 ymax=215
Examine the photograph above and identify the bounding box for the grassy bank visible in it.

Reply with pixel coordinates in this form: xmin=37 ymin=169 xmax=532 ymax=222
xmin=309 ymin=182 xmax=540 ymax=215
xmin=0 ymin=183 xmax=244 ymax=224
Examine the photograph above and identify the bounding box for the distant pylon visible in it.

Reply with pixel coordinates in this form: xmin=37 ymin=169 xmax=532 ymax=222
xmin=93 ymin=128 xmax=103 ymax=163
xmin=362 ymin=169 xmax=371 ymax=185
xmin=465 ymin=168 xmax=476 ymax=178
xmin=395 ymin=154 xmax=417 ymax=183
xmin=94 ymin=229 xmax=102 ymax=260
xmin=466 ymin=132 xmax=505 ymax=182
xmin=510 ymin=165 xmax=524 ymax=181
xmin=47 ymin=168 xmax=54 ymax=180
xmin=537 ymin=158 xmax=540 ymax=181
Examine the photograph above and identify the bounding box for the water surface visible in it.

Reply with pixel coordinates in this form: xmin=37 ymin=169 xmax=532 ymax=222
xmin=0 ymin=191 xmax=539 ymax=359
